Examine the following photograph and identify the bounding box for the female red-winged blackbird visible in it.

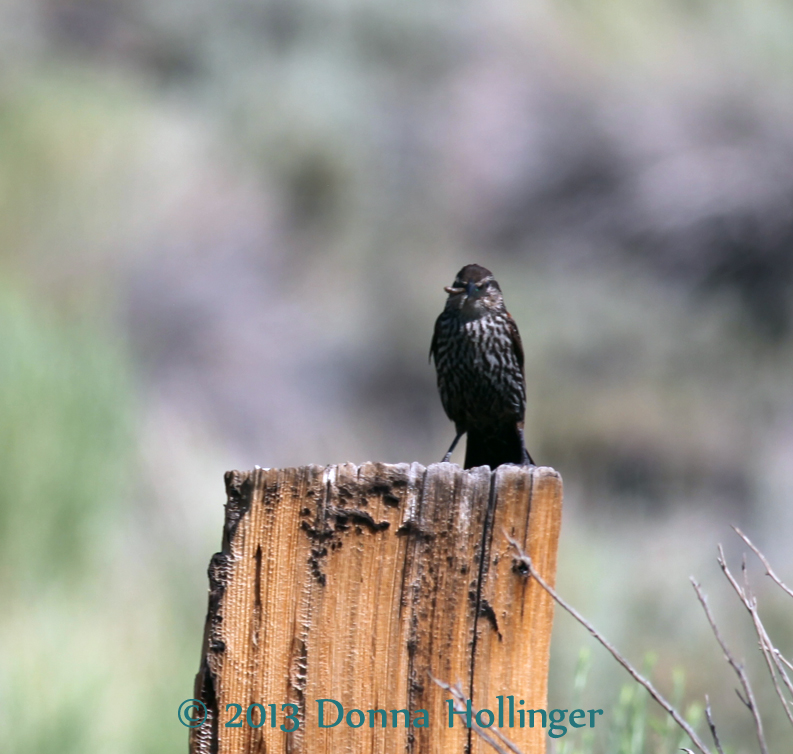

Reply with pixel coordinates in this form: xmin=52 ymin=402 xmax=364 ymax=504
xmin=430 ymin=264 xmax=534 ymax=469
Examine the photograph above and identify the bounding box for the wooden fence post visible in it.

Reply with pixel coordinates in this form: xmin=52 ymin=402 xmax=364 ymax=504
xmin=190 ymin=462 xmax=562 ymax=754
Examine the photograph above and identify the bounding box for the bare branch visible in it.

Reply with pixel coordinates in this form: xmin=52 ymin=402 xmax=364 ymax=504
xmin=430 ymin=676 xmax=524 ymax=754
xmin=691 ymin=578 xmax=768 ymax=754
xmin=503 ymin=532 xmax=713 ymax=754
xmin=704 ymin=695 xmax=724 ymax=754
xmin=749 ymin=613 xmax=793 ymax=722
xmin=716 ymin=543 xmax=793 ymax=727
xmin=733 ymin=526 xmax=793 ymax=600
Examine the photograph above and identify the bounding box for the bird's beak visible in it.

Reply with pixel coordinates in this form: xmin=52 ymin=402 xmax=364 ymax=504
xmin=466 ymin=281 xmax=476 ymax=297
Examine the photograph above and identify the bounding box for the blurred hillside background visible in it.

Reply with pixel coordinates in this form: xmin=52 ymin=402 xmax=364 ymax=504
xmin=1 ymin=0 xmax=793 ymax=751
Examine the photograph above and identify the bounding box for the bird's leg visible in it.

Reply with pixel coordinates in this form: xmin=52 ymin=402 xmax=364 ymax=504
xmin=442 ymin=430 xmax=464 ymax=462
xmin=519 ymin=427 xmax=536 ymax=467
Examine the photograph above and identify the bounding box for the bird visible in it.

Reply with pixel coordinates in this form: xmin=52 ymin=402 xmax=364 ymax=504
xmin=430 ymin=264 xmax=535 ymax=470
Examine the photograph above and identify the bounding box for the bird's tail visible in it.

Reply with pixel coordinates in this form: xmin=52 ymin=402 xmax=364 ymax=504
xmin=464 ymin=423 xmax=533 ymax=470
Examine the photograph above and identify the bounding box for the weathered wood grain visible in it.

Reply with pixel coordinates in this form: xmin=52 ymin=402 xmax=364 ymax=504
xmin=191 ymin=462 xmax=562 ymax=754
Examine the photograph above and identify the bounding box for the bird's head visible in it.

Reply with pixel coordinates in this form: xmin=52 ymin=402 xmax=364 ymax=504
xmin=444 ymin=264 xmax=504 ymax=317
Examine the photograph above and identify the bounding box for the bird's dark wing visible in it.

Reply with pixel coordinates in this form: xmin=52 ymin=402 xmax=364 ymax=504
xmin=506 ymin=313 xmax=525 ymax=373
xmin=429 ymin=316 xmax=440 ymax=363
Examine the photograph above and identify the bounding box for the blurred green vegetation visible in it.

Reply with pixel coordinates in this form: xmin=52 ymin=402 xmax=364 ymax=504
xmin=0 ymin=285 xmax=202 ymax=752
xmin=559 ymin=0 xmax=793 ymax=74
xmin=0 ymin=67 xmax=198 ymax=752
xmin=555 ymin=650 xmax=705 ymax=754
xmin=0 ymin=289 xmax=128 ymax=582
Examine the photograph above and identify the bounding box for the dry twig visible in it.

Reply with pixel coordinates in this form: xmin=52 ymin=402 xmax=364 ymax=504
xmin=704 ymin=695 xmax=724 ymax=754
xmin=430 ymin=676 xmax=524 ymax=754
xmin=733 ymin=526 xmax=793 ymax=600
xmin=504 ymin=532 xmax=713 ymax=754
xmin=717 ymin=540 xmax=793 ymax=728
xmin=690 ymin=578 xmax=768 ymax=754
